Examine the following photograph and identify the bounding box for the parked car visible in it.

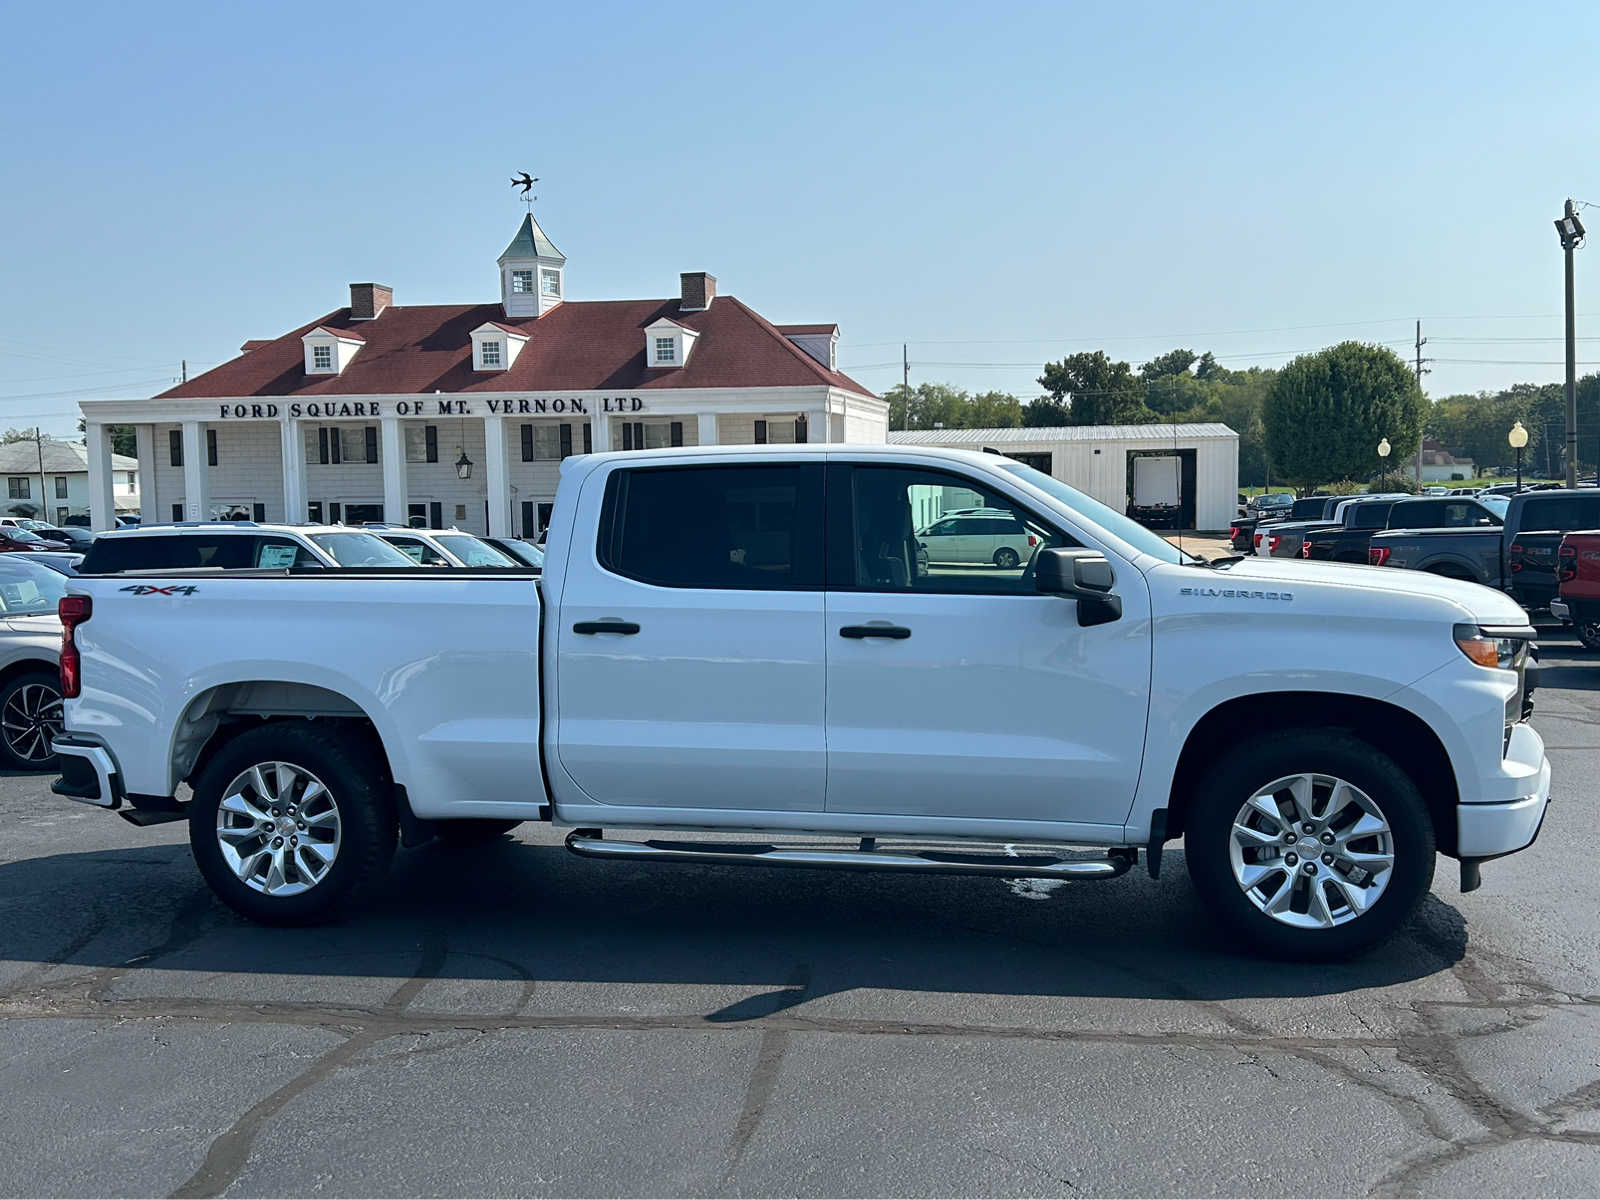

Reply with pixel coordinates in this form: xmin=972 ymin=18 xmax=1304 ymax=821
xmin=479 ymin=536 xmax=545 ymax=569
xmin=1369 ymin=488 xmax=1600 ymax=608
xmin=0 ymin=528 xmax=63 ymax=554
xmin=1552 ymin=531 xmax=1600 ymax=650
xmin=78 ymin=523 xmax=422 ymax=573
xmin=915 ymin=510 xmax=1040 ymax=569
xmin=369 ymin=526 xmax=523 ymax=567
xmin=46 ymin=526 xmax=97 ymax=551
xmin=0 ymin=556 xmax=66 ymax=769
xmin=55 ymin=444 xmax=1548 ymax=959
xmin=1231 ymin=496 xmax=1340 ymax=553
xmin=0 ymin=519 xmax=70 ymax=549
xmin=1448 ymin=487 xmax=1483 ymax=497
xmin=14 ymin=552 xmax=84 ymax=576
xmin=1303 ymin=496 xmax=1507 ymax=564
xmin=1248 ymin=492 xmax=1295 ymax=520
xmin=1254 ymin=496 xmax=1405 ymax=559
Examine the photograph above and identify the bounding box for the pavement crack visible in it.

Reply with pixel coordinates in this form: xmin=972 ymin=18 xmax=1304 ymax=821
xmin=716 ymin=963 xmax=809 ymax=1193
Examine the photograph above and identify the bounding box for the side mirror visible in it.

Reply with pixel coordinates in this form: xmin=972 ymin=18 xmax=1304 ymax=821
xmin=1034 ymin=548 xmax=1123 ymax=627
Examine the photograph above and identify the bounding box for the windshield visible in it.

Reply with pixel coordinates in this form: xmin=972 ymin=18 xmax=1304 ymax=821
xmin=436 ymin=533 xmax=519 ymax=566
xmin=994 ymin=461 xmax=1184 ymax=564
xmin=1480 ymin=496 xmax=1510 ymax=519
xmin=0 ymin=557 xmax=68 ymax=616
xmin=307 ymin=532 xmax=422 ymax=568
xmin=493 ymin=539 xmax=544 ymax=567
xmin=6 ymin=528 xmax=45 ymax=544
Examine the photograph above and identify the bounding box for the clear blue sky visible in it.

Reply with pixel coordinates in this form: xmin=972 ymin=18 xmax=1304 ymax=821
xmin=5 ymin=0 xmax=1600 ymax=438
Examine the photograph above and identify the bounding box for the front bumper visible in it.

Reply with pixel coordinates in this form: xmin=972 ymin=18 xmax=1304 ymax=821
xmin=1456 ymin=721 xmax=1550 ymax=858
xmin=1550 ymin=598 xmax=1571 ymax=621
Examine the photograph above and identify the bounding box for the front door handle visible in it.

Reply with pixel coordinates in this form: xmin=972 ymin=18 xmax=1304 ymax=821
xmin=573 ymin=620 xmax=640 ymax=635
xmin=839 ymin=624 xmax=911 ymax=640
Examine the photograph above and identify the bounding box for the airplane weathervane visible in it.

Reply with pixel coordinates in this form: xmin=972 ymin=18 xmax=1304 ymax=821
xmin=511 ymin=171 xmax=538 ymax=209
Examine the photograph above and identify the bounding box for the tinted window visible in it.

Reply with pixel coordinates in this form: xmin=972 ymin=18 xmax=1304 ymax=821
xmin=1519 ymin=494 xmax=1600 ymax=530
xmin=1290 ymin=499 xmax=1328 ymax=519
xmin=1352 ymin=502 xmax=1395 ymax=529
xmin=993 ymin=461 xmax=1181 ymax=564
xmin=80 ymin=534 xmax=253 ymax=573
xmin=599 ymin=464 xmax=823 ymax=589
xmin=1391 ymin=500 xmax=1442 ymax=527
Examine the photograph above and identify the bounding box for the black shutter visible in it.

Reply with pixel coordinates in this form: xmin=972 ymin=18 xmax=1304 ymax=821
xmin=634 ymin=422 xmax=645 ymax=448
xmin=559 ymin=423 xmax=573 ymax=458
xmin=520 ymin=500 xmax=535 ymax=537
xmin=621 ymin=423 xmax=633 ymax=451
xmin=795 ymin=415 xmax=807 ymax=444
xmin=307 ymin=502 xmax=322 ymax=522
xmin=169 ymin=430 xmax=183 ymax=466
xmin=331 ymin=428 xmax=342 ymax=464
xmin=754 ymin=420 xmax=768 ymax=444
xmin=429 ymin=501 xmax=442 ymax=529
xmin=583 ymin=424 xmax=592 ymax=453
xmin=670 ymin=421 xmax=683 ymax=447
xmin=252 ymin=503 xmax=265 ymax=522
xmin=425 ymin=425 xmax=438 ymax=463
xmin=520 ymin=424 xmax=534 ymax=462
xmin=171 ymin=503 xmax=183 ymax=522
xmin=318 ymin=428 xmax=330 ymax=464
xmin=206 ymin=429 xmax=218 ymax=466
xmin=329 ymin=502 xmax=342 ymax=523
xmin=365 ymin=426 xmax=378 ymax=464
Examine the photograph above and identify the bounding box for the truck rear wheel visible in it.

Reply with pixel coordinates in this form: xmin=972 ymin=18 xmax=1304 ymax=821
xmin=1185 ymin=730 xmax=1434 ymax=959
xmin=189 ymin=723 xmax=396 ymax=925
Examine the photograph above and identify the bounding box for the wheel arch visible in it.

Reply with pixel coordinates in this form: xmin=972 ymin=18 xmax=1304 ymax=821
xmin=1166 ymin=691 xmax=1461 ymax=857
xmin=0 ymin=657 xmax=59 ymax=692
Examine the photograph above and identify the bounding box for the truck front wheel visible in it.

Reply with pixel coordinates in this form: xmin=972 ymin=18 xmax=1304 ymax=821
xmin=1576 ymin=620 xmax=1600 ymax=652
xmin=189 ymin=723 xmax=396 ymax=925
xmin=1185 ymin=730 xmax=1434 ymax=959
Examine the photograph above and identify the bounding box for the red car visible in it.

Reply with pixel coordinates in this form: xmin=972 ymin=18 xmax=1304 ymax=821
xmin=0 ymin=528 xmax=55 ymax=553
xmin=1554 ymin=530 xmax=1600 ymax=650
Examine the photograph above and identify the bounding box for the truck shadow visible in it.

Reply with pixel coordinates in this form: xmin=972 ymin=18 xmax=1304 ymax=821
xmin=0 ymin=835 xmax=1469 ymax=1006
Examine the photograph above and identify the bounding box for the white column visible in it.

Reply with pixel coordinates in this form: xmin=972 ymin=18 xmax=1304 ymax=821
xmin=483 ymin=416 xmax=511 ymax=537
xmin=380 ymin=417 xmax=408 ymax=525
xmin=591 ymin=409 xmax=613 ymax=452
xmin=85 ymin=422 xmax=115 ymax=531
xmin=808 ymin=407 xmax=830 ymax=444
xmin=180 ymin=421 xmax=210 ymax=522
xmin=697 ymin=412 xmax=718 ymax=447
xmin=134 ymin=424 xmax=158 ymax=524
xmin=280 ymin=419 xmax=307 ymax=523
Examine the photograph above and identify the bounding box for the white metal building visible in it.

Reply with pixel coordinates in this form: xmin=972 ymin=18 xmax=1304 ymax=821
xmin=888 ymin=423 xmax=1241 ymax=532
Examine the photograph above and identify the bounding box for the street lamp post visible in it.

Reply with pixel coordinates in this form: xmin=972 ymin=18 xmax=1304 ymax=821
xmin=1377 ymin=437 xmax=1391 ymax=492
xmin=1508 ymin=420 xmax=1529 ymax=492
xmin=1556 ymin=200 xmax=1586 ymax=489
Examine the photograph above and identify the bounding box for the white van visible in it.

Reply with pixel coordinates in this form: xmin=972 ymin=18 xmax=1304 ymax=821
xmin=917 ymin=510 xmax=1039 ymax=568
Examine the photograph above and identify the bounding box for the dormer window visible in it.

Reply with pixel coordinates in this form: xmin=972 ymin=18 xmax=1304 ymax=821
xmin=481 ymin=340 xmax=503 ymax=368
xmin=302 ymin=327 xmax=364 ymax=375
xmin=644 ymin=316 xmax=698 ymax=369
xmin=540 ymin=268 xmax=562 ymax=298
xmin=470 ymin=321 xmax=528 ymax=371
xmin=511 ymin=270 xmax=535 ymax=294
xmin=654 ymin=337 xmax=676 ymax=364
xmin=312 ymin=345 xmax=333 ymax=371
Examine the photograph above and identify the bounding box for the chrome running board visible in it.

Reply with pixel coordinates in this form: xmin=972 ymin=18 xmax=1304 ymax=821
xmin=563 ymin=831 xmax=1135 ymax=880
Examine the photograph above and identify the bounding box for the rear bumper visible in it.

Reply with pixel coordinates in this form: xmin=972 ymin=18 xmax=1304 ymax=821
xmin=50 ymin=736 xmax=122 ymax=808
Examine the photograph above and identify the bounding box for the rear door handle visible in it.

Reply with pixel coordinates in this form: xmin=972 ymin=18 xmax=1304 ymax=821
xmin=839 ymin=624 xmax=911 ymax=640
xmin=573 ymin=620 xmax=640 ymax=635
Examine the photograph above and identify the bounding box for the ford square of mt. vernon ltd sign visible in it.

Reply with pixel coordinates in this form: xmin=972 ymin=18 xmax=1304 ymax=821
xmin=212 ymin=396 xmax=647 ymax=420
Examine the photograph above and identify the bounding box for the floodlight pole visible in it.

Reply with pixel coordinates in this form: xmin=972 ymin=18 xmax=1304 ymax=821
xmin=1562 ymin=199 xmax=1581 ymax=489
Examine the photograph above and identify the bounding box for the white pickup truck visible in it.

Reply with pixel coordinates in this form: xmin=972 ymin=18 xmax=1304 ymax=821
xmin=51 ymin=445 xmax=1549 ymax=958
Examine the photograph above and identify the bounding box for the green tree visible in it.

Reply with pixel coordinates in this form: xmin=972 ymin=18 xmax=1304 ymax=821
xmin=968 ymin=390 xmax=1023 ymax=428
xmin=2 ymin=428 xmax=35 ymax=443
xmin=885 ymin=383 xmax=1022 ymax=430
xmin=1037 ymin=351 xmax=1153 ymax=425
xmin=1262 ymin=342 xmax=1424 ymax=490
xmin=1139 ymin=348 xmax=1198 ymax=379
xmin=73 ymin=418 xmax=137 ymax=458
xmin=1021 ymin=396 xmax=1071 ymax=427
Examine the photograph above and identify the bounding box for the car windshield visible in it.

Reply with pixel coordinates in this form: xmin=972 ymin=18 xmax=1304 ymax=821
xmin=436 ymin=533 xmax=519 ymax=567
xmin=7 ymin=528 xmax=45 ymax=544
xmin=307 ymin=532 xmax=422 ymax=568
xmin=994 ymin=460 xmax=1184 ymax=564
xmin=1480 ymin=496 xmax=1510 ymax=519
xmin=0 ymin=557 xmax=68 ymax=616
xmin=494 ymin=540 xmax=544 ymax=567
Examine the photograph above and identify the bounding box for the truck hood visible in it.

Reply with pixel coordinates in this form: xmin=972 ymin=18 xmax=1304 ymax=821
xmin=1202 ymin=556 xmax=1527 ymax=625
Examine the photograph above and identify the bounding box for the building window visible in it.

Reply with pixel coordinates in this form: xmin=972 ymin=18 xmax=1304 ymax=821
xmin=172 ymin=503 xmax=183 ymax=522
xmin=336 ymin=426 xmax=373 ymax=464
xmin=311 ymin=344 xmax=333 ymax=371
xmin=56 ymin=506 xmax=68 ymax=525
xmin=654 ymin=337 xmax=676 ymax=364
xmin=169 ymin=429 xmax=183 ymax=466
xmin=540 ymin=268 xmax=561 ymax=297
xmin=405 ymin=424 xmax=439 ymax=463
xmin=481 ymin=341 xmax=503 ymax=369
xmin=511 ymin=269 xmax=535 ymax=294
xmin=754 ymin=419 xmax=768 ymax=445
xmin=6 ymin=478 xmax=27 ymax=500
xmin=307 ymin=502 xmax=323 ymax=523
xmin=54 ymin=476 xmax=67 ymax=499
xmin=521 ymin=424 xmax=561 ymax=460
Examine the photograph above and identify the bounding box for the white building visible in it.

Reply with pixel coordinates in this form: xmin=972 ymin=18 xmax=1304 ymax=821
xmin=0 ymin=439 xmax=139 ymax=526
xmin=77 ymin=212 xmax=886 ymax=533
xmin=888 ymin=423 xmax=1241 ymax=532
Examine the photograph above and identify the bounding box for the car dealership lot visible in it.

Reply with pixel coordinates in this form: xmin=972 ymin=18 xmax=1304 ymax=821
xmin=0 ymin=634 xmax=1596 ymax=1197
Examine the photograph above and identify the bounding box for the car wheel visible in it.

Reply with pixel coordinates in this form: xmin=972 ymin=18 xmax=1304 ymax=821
xmin=1577 ymin=622 xmax=1600 ymax=652
xmin=189 ymin=722 xmax=396 ymax=925
xmin=434 ymin=819 xmax=522 ymax=846
xmin=1185 ymin=729 xmax=1434 ymax=959
xmin=993 ymin=547 xmax=1021 ymax=569
xmin=0 ymin=668 xmax=63 ymax=771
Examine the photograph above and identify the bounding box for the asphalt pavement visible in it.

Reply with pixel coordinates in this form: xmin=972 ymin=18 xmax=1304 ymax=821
xmin=1 ymin=633 xmax=1597 ymax=1197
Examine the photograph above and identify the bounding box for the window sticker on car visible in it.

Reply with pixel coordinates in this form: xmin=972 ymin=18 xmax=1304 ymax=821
xmin=257 ymin=545 xmax=299 ymax=569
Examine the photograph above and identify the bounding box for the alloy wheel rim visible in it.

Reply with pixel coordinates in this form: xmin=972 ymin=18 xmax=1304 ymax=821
xmin=1581 ymin=622 xmax=1600 ymax=646
xmin=216 ymin=761 xmax=341 ymax=896
xmin=1228 ymin=772 xmax=1395 ymax=930
xmin=2 ymin=682 xmax=62 ymax=764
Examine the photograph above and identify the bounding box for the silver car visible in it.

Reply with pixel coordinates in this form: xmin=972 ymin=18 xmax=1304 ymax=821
xmin=0 ymin=556 xmax=66 ymax=769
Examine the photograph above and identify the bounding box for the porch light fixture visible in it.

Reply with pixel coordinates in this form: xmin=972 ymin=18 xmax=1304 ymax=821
xmin=454 ymin=448 xmax=473 ymax=480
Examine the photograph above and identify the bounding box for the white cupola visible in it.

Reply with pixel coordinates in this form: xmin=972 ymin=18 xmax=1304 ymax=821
xmin=498 ymin=213 xmax=567 ymax=318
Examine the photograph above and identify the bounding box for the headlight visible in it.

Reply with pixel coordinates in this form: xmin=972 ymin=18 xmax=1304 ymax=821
xmin=1453 ymin=623 xmax=1533 ymax=670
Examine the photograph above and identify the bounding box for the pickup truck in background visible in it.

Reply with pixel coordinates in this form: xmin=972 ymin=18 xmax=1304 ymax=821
xmin=1370 ymin=489 xmax=1600 ymax=608
xmin=1553 ymin=531 xmax=1600 ymax=650
xmin=1255 ymin=495 xmax=1407 ymax=559
xmin=1233 ymin=496 xmax=1340 ymax=553
xmin=50 ymin=445 xmax=1550 ymax=960
xmin=1304 ymin=496 xmax=1508 ymax=563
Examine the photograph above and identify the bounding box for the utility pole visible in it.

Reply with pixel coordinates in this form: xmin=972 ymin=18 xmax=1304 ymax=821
xmin=1414 ymin=320 xmax=1429 ymax=486
xmin=900 ymin=344 xmax=909 ymax=430
xmin=1556 ymin=199 xmax=1586 ymax=489
xmin=181 ymin=359 xmax=188 ymax=384
xmin=34 ymin=426 xmax=47 ymax=522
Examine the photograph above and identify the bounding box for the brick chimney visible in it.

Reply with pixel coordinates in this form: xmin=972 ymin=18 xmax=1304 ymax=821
xmin=680 ymin=272 xmax=716 ymax=312
xmin=349 ymin=282 xmax=393 ymax=320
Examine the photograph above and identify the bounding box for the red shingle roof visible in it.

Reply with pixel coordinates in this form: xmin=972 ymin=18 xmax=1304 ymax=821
xmin=777 ymin=323 xmax=839 ymax=335
xmin=306 ymin=325 xmax=366 ymax=342
xmin=160 ymin=297 xmax=873 ymax=400
xmin=239 ymin=339 xmax=272 ymax=353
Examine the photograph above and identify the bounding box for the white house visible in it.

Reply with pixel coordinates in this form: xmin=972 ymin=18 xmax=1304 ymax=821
xmin=0 ymin=439 xmax=139 ymax=525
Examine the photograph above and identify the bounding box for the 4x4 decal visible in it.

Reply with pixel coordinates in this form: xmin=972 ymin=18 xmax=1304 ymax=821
xmin=119 ymin=584 xmax=199 ymax=596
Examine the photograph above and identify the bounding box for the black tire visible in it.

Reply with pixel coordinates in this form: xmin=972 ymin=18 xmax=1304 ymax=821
xmin=0 ymin=668 xmax=62 ymax=771
xmin=433 ymin=819 xmax=522 ymax=846
xmin=994 ymin=547 xmax=1021 ymax=569
xmin=1185 ymin=729 xmax=1435 ymax=960
xmin=188 ymin=722 xmax=396 ymax=925
xmin=1577 ymin=621 xmax=1600 ymax=653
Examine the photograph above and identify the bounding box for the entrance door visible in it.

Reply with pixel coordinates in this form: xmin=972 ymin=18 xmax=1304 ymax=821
xmin=824 ymin=463 xmax=1151 ymax=826
xmin=553 ymin=460 xmax=827 ymax=811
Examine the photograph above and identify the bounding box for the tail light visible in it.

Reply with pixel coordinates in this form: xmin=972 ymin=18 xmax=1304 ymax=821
xmin=1253 ymin=533 xmax=1263 ymax=549
xmin=1369 ymin=546 xmax=1392 ymax=566
xmin=1509 ymin=542 xmax=1524 ymax=572
xmin=1229 ymin=525 xmax=1241 ymax=538
xmin=1027 ymin=534 xmax=1038 ymax=547
xmin=58 ymin=594 xmax=91 ymax=699
xmin=1300 ymin=540 xmax=1313 ymax=559
xmin=1267 ymin=535 xmax=1281 ymax=553
xmin=1559 ymin=543 xmax=1578 ymax=583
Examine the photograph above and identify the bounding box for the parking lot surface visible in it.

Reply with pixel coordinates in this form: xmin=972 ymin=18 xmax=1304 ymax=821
xmin=1 ymin=632 xmax=1597 ymax=1197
